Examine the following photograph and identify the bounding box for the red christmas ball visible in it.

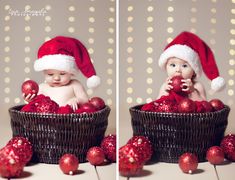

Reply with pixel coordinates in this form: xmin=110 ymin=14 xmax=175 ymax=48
xmin=206 ymin=146 xmax=224 ymax=165
xmin=157 ymin=100 xmax=178 ymax=113
xmin=170 ymin=76 xmax=185 ymax=93
xmin=7 ymin=136 xmax=33 ymax=164
xmin=21 ymin=80 xmax=39 ymax=96
xmin=178 ymin=153 xmax=198 ymax=174
xmin=89 ymin=97 xmax=105 ymax=110
xmin=127 ymin=136 xmax=153 ymax=162
xmin=59 ymin=154 xmax=79 ymax=175
xmin=86 ymin=147 xmax=105 ymax=165
xmin=101 ymin=134 xmax=116 ymax=162
xmin=220 ymin=134 xmax=235 ymax=161
xmin=119 ymin=144 xmax=144 ymax=177
xmin=75 ymin=102 xmax=97 ymax=114
xmin=209 ymin=99 xmax=224 ymax=111
xmin=178 ymin=98 xmax=196 ymax=113
xmin=201 ymin=101 xmax=213 ymax=112
xmin=0 ymin=146 xmax=25 ymax=178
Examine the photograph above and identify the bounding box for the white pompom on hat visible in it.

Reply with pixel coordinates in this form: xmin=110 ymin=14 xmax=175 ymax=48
xmin=159 ymin=31 xmax=225 ymax=92
xmin=34 ymin=36 xmax=101 ymax=89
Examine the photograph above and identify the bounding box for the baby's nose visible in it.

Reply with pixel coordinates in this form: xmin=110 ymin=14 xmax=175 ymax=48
xmin=53 ymin=75 xmax=60 ymax=80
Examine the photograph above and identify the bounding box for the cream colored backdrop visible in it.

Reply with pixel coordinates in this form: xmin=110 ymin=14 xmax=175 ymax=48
xmin=0 ymin=0 xmax=116 ymax=144
xmin=120 ymin=0 xmax=235 ymax=146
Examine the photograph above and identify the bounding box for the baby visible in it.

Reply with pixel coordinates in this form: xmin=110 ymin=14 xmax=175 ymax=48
xmin=158 ymin=57 xmax=206 ymax=101
xmin=23 ymin=36 xmax=101 ymax=111
xmin=158 ymin=31 xmax=225 ymax=101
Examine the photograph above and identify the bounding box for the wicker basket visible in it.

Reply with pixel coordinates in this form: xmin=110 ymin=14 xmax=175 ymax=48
xmin=9 ymin=105 xmax=110 ymax=164
xmin=130 ymin=105 xmax=230 ymax=163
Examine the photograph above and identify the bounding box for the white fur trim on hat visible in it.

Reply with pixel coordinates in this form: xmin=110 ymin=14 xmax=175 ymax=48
xmin=211 ymin=76 xmax=226 ymax=92
xmin=87 ymin=75 xmax=101 ymax=89
xmin=34 ymin=54 xmax=76 ymax=73
xmin=159 ymin=44 xmax=202 ymax=77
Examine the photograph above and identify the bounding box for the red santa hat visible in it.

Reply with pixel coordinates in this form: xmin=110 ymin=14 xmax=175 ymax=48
xmin=159 ymin=31 xmax=225 ymax=92
xmin=34 ymin=36 xmax=101 ymax=89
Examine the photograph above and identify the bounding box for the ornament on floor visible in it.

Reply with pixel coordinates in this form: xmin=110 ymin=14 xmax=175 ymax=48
xmin=119 ymin=144 xmax=145 ymax=177
xmin=220 ymin=134 xmax=235 ymax=161
xmin=101 ymin=134 xmax=116 ymax=162
xmin=206 ymin=146 xmax=224 ymax=165
xmin=127 ymin=136 xmax=153 ymax=162
xmin=178 ymin=153 xmax=198 ymax=174
xmin=86 ymin=146 xmax=105 ymax=165
xmin=59 ymin=154 xmax=79 ymax=175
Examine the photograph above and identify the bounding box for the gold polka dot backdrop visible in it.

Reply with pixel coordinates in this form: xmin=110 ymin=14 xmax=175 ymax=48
xmin=0 ymin=0 xmax=116 ymax=134
xmin=119 ymin=0 xmax=235 ymax=144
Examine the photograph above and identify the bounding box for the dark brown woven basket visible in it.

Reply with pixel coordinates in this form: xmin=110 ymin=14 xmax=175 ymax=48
xmin=130 ymin=105 xmax=230 ymax=163
xmin=9 ymin=105 xmax=110 ymax=164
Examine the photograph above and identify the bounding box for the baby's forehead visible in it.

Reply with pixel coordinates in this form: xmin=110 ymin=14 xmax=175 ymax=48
xmin=44 ymin=69 xmax=69 ymax=73
xmin=166 ymin=57 xmax=189 ymax=64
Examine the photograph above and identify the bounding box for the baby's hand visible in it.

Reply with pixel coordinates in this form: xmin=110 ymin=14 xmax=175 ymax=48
xmin=181 ymin=79 xmax=194 ymax=92
xmin=67 ymin=98 xmax=79 ymax=111
xmin=165 ymin=77 xmax=173 ymax=91
xmin=22 ymin=93 xmax=36 ymax=103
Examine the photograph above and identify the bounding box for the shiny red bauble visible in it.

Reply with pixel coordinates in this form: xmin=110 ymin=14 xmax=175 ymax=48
xmin=21 ymin=80 xmax=39 ymax=96
xmin=201 ymin=101 xmax=213 ymax=112
xmin=7 ymin=137 xmax=33 ymax=164
xmin=89 ymin=97 xmax=105 ymax=110
xmin=76 ymin=102 xmax=97 ymax=113
xmin=127 ymin=136 xmax=153 ymax=162
xmin=59 ymin=154 xmax=79 ymax=175
xmin=170 ymin=76 xmax=184 ymax=93
xmin=178 ymin=98 xmax=196 ymax=113
xmin=220 ymin=134 xmax=235 ymax=161
xmin=156 ymin=100 xmax=178 ymax=113
xmin=178 ymin=153 xmax=198 ymax=174
xmin=101 ymin=134 xmax=116 ymax=162
xmin=209 ymin=99 xmax=224 ymax=111
xmin=206 ymin=146 xmax=224 ymax=165
xmin=0 ymin=146 xmax=25 ymax=178
xmin=86 ymin=147 xmax=105 ymax=165
xmin=119 ymin=144 xmax=144 ymax=177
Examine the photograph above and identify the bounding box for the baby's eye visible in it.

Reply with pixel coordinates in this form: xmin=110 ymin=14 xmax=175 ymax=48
xmin=60 ymin=72 xmax=66 ymax=75
xmin=170 ymin=63 xmax=176 ymax=67
xmin=182 ymin=64 xmax=188 ymax=68
xmin=48 ymin=73 xmax=53 ymax=76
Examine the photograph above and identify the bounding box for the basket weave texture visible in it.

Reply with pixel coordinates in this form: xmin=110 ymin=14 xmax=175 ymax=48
xmin=130 ymin=105 xmax=230 ymax=163
xmin=9 ymin=105 xmax=110 ymax=164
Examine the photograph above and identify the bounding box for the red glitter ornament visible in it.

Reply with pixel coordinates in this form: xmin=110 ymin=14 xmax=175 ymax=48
xmin=127 ymin=136 xmax=153 ymax=162
xmin=7 ymin=136 xmax=33 ymax=164
xmin=100 ymin=134 xmax=116 ymax=162
xmin=57 ymin=105 xmax=74 ymax=114
xmin=209 ymin=99 xmax=224 ymax=111
xmin=119 ymin=144 xmax=145 ymax=177
xmin=21 ymin=80 xmax=39 ymax=97
xmin=178 ymin=98 xmax=196 ymax=113
xmin=59 ymin=154 xmax=79 ymax=175
xmin=156 ymin=100 xmax=178 ymax=113
xmin=220 ymin=134 xmax=235 ymax=161
xmin=170 ymin=76 xmax=184 ymax=93
xmin=178 ymin=153 xmax=198 ymax=174
xmin=86 ymin=147 xmax=105 ymax=165
xmin=75 ymin=102 xmax=97 ymax=114
xmin=0 ymin=146 xmax=25 ymax=178
xmin=206 ymin=146 xmax=224 ymax=165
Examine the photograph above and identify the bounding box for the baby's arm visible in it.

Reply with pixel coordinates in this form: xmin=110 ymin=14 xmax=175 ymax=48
xmin=188 ymin=82 xmax=207 ymax=101
xmin=67 ymin=80 xmax=89 ymax=110
xmin=157 ymin=77 xmax=173 ymax=99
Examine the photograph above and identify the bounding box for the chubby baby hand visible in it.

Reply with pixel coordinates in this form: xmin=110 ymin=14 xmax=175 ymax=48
xmin=22 ymin=93 xmax=36 ymax=103
xmin=181 ymin=78 xmax=194 ymax=92
xmin=67 ymin=98 xmax=79 ymax=111
xmin=165 ymin=77 xmax=173 ymax=91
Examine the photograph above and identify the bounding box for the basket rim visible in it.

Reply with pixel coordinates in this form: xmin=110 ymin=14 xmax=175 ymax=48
xmin=129 ymin=104 xmax=230 ymax=117
xmin=9 ymin=104 xmax=111 ymax=118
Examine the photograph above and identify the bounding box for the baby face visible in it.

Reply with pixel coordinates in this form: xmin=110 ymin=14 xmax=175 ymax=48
xmin=166 ymin=57 xmax=195 ymax=79
xmin=44 ymin=69 xmax=73 ymax=87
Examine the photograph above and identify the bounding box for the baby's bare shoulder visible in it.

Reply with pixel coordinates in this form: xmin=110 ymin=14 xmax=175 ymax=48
xmin=194 ymin=81 xmax=205 ymax=90
xmin=70 ymin=79 xmax=83 ymax=87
